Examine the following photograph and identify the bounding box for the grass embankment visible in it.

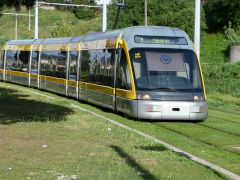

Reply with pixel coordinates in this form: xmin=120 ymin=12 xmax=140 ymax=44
xmin=200 ymin=33 xmax=240 ymax=97
xmin=0 ymin=82 xmax=227 ymax=180
xmin=0 ymin=7 xmax=102 ymax=47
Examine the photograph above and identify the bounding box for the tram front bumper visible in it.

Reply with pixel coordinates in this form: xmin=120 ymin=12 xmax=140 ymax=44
xmin=137 ymin=100 xmax=208 ymax=120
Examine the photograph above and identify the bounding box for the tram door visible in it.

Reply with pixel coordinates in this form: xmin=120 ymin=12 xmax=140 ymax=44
xmin=102 ymin=49 xmax=117 ymax=109
xmin=78 ymin=49 xmax=116 ymax=109
xmin=68 ymin=50 xmax=79 ymax=98
xmin=30 ymin=50 xmax=39 ymax=88
xmin=115 ymin=48 xmax=133 ymax=113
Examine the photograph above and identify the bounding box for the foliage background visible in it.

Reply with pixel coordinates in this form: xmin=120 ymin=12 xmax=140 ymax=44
xmin=204 ymin=0 xmax=240 ymax=32
xmin=107 ymin=0 xmax=207 ymax=40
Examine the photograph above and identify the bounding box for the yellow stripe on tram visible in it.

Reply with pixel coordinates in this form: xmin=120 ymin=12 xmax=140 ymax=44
xmin=116 ymin=38 xmax=136 ymax=100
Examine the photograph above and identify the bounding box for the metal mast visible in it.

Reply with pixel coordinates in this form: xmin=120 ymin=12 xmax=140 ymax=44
xmin=102 ymin=0 xmax=107 ymax=32
xmin=194 ymin=0 xmax=200 ymax=59
xmin=145 ymin=0 xmax=147 ymax=26
xmin=35 ymin=0 xmax=38 ymax=39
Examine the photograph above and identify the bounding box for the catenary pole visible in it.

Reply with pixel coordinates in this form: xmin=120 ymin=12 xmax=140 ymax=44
xmin=29 ymin=10 xmax=31 ymax=31
xmin=0 ymin=13 xmax=34 ymax=39
xmin=15 ymin=15 xmax=18 ymax=40
xmin=145 ymin=0 xmax=147 ymax=26
xmin=35 ymin=2 xmax=101 ymax=35
xmin=194 ymin=0 xmax=200 ymax=59
xmin=102 ymin=0 xmax=107 ymax=32
xmin=35 ymin=0 xmax=38 ymax=39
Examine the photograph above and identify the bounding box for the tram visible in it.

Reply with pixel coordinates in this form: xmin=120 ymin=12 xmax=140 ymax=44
xmin=0 ymin=26 xmax=208 ymax=120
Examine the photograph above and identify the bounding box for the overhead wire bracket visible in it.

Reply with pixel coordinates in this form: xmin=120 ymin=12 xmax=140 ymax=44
xmin=112 ymin=0 xmax=124 ymax=30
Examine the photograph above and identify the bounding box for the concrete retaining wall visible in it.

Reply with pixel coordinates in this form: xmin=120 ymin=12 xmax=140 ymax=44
xmin=230 ymin=46 xmax=240 ymax=63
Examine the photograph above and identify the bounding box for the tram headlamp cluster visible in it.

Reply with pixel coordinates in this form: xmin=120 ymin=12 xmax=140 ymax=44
xmin=137 ymin=94 xmax=152 ymax=100
xmin=194 ymin=95 xmax=205 ymax=101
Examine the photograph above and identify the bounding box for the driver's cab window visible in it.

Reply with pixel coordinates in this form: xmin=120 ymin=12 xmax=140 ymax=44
xmin=116 ymin=49 xmax=132 ymax=90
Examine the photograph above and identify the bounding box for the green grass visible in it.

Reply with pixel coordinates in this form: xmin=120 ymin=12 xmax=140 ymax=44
xmin=200 ymin=33 xmax=229 ymax=64
xmin=200 ymin=33 xmax=240 ymax=97
xmin=64 ymin=87 xmax=240 ymax=176
xmin=0 ymin=82 xmax=228 ymax=180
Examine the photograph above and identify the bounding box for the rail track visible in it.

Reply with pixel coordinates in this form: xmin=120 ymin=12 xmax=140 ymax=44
xmin=152 ymin=122 xmax=240 ymax=156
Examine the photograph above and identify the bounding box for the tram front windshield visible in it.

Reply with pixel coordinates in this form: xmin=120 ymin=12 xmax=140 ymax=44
xmin=130 ymin=48 xmax=203 ymax=92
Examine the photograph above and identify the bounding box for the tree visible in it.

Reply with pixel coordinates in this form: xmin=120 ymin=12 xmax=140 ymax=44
xmin=204 ymin=0 xmax=240 ymax=32
xmin=44 ymin=0 xmax=98 ymax=20
xmin=148 ymin=0 xmax=207 ymax=40
xmin=108 ymin=0 xmax=206 ymax=40
xmin=108 ymin=0 xmax=145 ymax=28
xmin=0 ymin=0 xmax=36 ymax=10
xmin=51 ymin=21 xmax=73 ymax=38
xmin=72 ymin=0 xmax=98 ymax=20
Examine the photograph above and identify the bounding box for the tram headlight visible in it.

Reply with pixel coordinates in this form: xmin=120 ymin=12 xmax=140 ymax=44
xmin=194 ymin=95 xmax=205 ymax=101
xmin=137 ymin=94 xmax=152 ymax=100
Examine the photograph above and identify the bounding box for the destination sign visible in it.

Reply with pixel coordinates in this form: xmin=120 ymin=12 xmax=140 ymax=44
xmin=134 ymin=35 xmax=188 ymax=45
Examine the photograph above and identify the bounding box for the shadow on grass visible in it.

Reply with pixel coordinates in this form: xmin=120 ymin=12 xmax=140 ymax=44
xmin=0 ymin=87 xmax=74 ymax=124
xmin=136 ymin=144 xmax=167 ymax=152
xmin=110 ymin=145 xmax=157 ymax=180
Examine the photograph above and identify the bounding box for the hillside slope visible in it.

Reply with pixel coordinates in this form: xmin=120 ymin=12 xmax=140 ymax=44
xmin=0 ymin=7 xmax=102 ymax=47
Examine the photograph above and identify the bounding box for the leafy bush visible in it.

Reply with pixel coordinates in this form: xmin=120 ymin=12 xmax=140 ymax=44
xmin=224 ymin=23 xmax=240 ymax=46
xmin=72 ymin=0 xmax=97 ymax=20
xmin=51 ymin=21 xmax=73 ymax=38
xmin=202 ymin=63 xmax=240 ymax=97
xmin=74 ymin=8 xmax=96 ymax=20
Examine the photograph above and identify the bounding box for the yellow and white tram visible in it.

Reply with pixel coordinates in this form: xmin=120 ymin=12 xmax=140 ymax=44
xmin=0 ymin=26 xmax=208 ymax=120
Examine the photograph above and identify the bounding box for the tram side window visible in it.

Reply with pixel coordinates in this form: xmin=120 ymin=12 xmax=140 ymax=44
xmin=6 ymin=51 xmax=15 ymax=70
xmin=31 ymin=51 xmax=39 ymax=74
xmin=40 ymin=51 xmax=56 ymax=77
xmin=6 ymin=50 xmax=30 ymax=72
xmin=81 ymin=50 xmax=90 ymax=82
xmin=81 ymin=49 xmax=115 ymax=87
xmin=57 ymin=51 xmax=67 ymax=78
xmin=104 ymin=49 xmax=115 ymax=86
xmin=116 ymin=49 xmax=132 ymax=90
xmin=88 ymin=49 xmax=106 ymax=85
xmin=18 ymin=51 xmax=30 ymax=72
xmin=0 ymin=50 xmax=5 ymax=69
xmin=69 ymin=51 xmax=78 ymax=81
xmin=40 ymin=51 xmax=67 ymax=78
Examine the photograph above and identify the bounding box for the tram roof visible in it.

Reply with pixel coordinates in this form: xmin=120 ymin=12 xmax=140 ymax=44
xmin=5 ymin=26 xmax=193 ymax=50
xmin=6 ymin=39 xmax=35 ymax=45
xmin=121 ymin=26 xmax=193 ymax=50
